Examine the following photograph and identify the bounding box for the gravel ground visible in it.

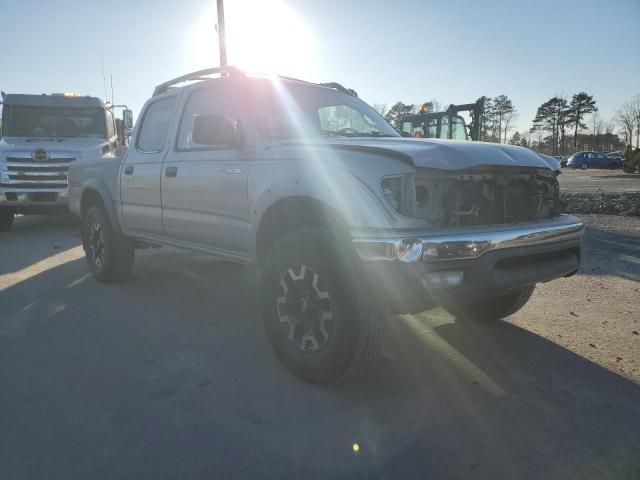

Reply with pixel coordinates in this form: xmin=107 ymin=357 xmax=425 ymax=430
xmin=509 ymin=214 xmax=640 ymax=383
xmin=561 ymin=192 xmax=640 ymax=215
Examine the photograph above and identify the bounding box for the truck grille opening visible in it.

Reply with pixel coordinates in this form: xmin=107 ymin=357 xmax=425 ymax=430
xmin=1 ymin=156 xmax=75 ymax=190
xmin=412 ymin=166 xmax=560 ymax=227
xmin=29 ymin=192 xmax=58 ymax=203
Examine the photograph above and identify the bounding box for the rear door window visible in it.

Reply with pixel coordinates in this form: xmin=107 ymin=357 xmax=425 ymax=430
xmin=136 ymin=97 xmax=176 ymax=152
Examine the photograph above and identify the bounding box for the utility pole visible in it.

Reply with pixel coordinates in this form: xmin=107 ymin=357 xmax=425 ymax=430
xmin=217 ymin=0 xmax=227 ymax=67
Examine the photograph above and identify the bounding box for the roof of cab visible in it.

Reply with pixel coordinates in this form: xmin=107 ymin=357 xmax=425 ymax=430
xmin=2 ymin=94 xmax=104 ymax=108
xmin=152 ymin=66 xmax=352 ymax=97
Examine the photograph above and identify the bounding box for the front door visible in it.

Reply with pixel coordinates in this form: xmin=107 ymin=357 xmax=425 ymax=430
xmin=160 ymin=83 xmax=251 ymax=257
xmin=120 ymin=95 xmax=177 ymax=236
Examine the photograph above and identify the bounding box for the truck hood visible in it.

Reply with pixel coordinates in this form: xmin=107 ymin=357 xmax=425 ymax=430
xmin=280 ymin=137 xmax=551 ymax=171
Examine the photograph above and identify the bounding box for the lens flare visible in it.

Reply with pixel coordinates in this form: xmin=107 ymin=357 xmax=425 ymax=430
xmin=188 ymin=0 xmax=316 ymax=77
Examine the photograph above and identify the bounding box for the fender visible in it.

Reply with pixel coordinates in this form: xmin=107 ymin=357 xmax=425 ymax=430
xmin=80 ymin=178 xmax=122 ymax=233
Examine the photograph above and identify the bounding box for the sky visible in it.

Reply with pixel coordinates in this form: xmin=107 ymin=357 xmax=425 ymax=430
xmin=1 ymin=0 xmax=639 ymax=135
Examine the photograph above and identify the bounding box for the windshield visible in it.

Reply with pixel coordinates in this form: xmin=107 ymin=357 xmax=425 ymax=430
xmin=2 ymin=105 xmax=107 ymax=138
xmin=246 ymin=80 xmax=399 ymax=139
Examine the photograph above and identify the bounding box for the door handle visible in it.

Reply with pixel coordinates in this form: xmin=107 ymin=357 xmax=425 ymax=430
xmin=123 ymin=165 xmax=134 ymax=175
xmin=221 ymin=168 xmax=244 ymax=175
xmin=165 ymin=166 xmax=178 ymax=178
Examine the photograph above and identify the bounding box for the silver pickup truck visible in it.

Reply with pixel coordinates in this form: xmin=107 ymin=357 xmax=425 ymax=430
xmin=69 ymin=67 xmax=584 ymax=384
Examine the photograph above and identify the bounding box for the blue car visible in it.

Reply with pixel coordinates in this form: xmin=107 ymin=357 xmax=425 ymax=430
xmin=567 ymin=151 xmax=621 ymax=170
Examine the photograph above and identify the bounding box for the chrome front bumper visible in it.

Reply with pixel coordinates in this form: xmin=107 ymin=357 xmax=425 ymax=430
xmin=353 ymin=215 xmax=584 ymax=263
xmin=0 ymin=190 xmax=69 ymax=208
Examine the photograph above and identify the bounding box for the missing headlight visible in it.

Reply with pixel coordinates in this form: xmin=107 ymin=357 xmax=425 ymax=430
xmin=381 ymin=177 xmax=402 ymax=212
xmin=381 ymin=175 xmax=415 ymax=216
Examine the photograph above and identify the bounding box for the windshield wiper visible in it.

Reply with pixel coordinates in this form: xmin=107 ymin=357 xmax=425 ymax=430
xmin=319 ymin=129 xmax=349 ymax=137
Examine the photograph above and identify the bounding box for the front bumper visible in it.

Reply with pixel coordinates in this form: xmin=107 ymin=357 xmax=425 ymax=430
xmin=0 ymin=189 xmax=69 ymax=213
xmin=352 ymin=215 xmax=584 ymax=313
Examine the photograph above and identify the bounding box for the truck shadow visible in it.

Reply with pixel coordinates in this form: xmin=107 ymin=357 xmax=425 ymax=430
xmin=577 ymin=225 xmax=640 ymax=282
xmin=2 ymin=252 xmax=639 ymax=479
xmin=0 ymin=214 xmax=81 ymax=275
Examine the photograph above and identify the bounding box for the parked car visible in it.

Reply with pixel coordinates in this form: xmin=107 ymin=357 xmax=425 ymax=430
xmin=605 ymin=151 xmax=624 ymax=163
xmin=554 ymin=155 xmax=567 ymax=167
xmin=567 ymin=151 xmax=621 ymax=170
xmin=68 ymin=66 xmax=584 ymax=385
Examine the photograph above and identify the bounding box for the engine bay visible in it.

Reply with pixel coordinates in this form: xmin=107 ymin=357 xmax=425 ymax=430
xmin=408 ymin=167 xmax=560 ymax=227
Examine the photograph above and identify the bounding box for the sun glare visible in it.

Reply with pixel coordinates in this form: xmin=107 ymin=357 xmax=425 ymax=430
xmin=188 ymin=0 xmax=316 ymax=77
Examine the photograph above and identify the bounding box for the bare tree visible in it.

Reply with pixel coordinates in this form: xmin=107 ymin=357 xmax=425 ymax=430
xmin=605 ymin=119 xmax=616 ymax=136
xmin=591 ymin=113 xmax=602 ymax=151
xmin=372 ymin=103 xmax=388 ymax=118
xmin=428 ymin=98 xmax=443 ymax=113
xmin=632 ymin=95 xmax=640 ymax=148
xmin=617 ymin=101 xmax=636 ymax=148
xmin=502 ymin=109 xmax=519 ymax=144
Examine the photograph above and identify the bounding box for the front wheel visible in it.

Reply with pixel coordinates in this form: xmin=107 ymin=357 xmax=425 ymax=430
xmin=447 ymin=285 xmax=536 ymax=321
xmin=581 ymin=162 xmax=589 ymax=170
xmin=261 ymin=228 xmax=384 ymax=385
xmin=82 ymin=205 xmax=135 ymax=282
xmin=0 ymin=209 xmax=14 ymax=232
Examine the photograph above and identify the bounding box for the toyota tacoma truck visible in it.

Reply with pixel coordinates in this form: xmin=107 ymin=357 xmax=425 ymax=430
xmin=68 ymin=67 xmax=584 ymax=385
xmin=0 ymin=92 xmax=132 ymax=231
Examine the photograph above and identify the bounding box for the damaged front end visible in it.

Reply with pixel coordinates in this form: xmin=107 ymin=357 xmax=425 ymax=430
xmin=382 ymin=166 xmax=561 ymax=226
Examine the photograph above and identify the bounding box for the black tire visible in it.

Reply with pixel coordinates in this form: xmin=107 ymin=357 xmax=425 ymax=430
xmin=82 ymin=205 xmax=135 ymax=282
xmin=609 ymin=162 xmax=619 ymax=170
xmin=0 ymin=209 xmax=14 ymax=232
xmin=261 ymin=228 xmax=384 ymax=385
xmin=448 ymin=285 xmax=536 ymax=322
xmin=581 ymin=162 xmax=589 ymax=170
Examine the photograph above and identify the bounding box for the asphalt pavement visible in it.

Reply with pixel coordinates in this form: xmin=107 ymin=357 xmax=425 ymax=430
xmin=1 ymin=214 xmax=639 ymax=480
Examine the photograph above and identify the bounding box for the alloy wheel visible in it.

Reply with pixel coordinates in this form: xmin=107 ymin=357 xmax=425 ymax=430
xmin=88 ymin=220 xmax=106 ymax=270
xmin=276 ymin=265 xmax=335 ymax=353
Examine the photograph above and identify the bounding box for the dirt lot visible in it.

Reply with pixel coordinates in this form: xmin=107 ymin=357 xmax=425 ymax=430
xmin=1 ymin=213 xmax=639 ymax=479
xmin=558 ymin=168 xmax=640 ymax=193
xmin=510 ymin=214 xmax=640 ymax=383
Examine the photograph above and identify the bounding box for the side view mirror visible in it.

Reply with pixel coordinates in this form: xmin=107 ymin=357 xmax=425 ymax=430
xmin=192 ymin=114 xmax=242 ymax=147
xmin=122 ymin=109 xmax=134 ymax=131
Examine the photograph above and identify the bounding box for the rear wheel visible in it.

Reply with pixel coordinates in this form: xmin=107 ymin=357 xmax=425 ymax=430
xmin=261 ymin=228 xmax=384 ymax=385
xmin=447 ymin=285 xmax=536 ymax=322
xmin=82 ymin=205 xmax=135 ymax=282
xmin=0 ymin=209 xmax=14 ymax=232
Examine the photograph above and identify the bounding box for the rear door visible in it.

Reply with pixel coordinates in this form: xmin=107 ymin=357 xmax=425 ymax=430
xmin=120 ymin=95 xmax=177 ymax=235
xmin=160 ymin=82 xmax=251 ymax=256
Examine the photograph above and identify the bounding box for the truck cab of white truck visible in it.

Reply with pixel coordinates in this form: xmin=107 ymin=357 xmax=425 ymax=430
xmin=0 ymin=92 xmax=132 ymax=231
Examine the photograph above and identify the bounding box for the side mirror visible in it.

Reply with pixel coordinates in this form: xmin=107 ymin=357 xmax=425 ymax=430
xmin=192 ymin=114 xmax=241 ymax=147
xmin=122 ymin=109 xmax=134 ymax=130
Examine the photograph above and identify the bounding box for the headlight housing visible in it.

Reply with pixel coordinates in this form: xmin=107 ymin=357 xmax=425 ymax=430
xmin=381 ymin=174 xmax=415 ymax=216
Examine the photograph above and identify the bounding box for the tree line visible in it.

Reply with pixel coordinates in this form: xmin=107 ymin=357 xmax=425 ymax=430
xmin=373 ymin=91 xmax=640 ymax=155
